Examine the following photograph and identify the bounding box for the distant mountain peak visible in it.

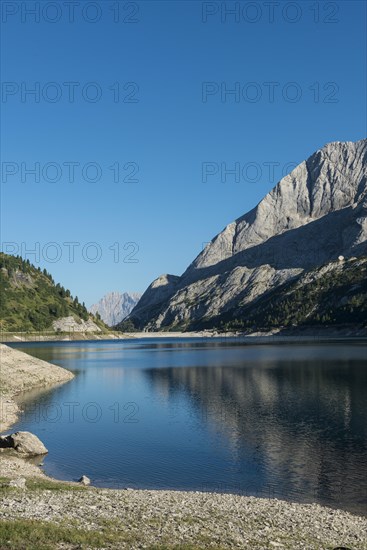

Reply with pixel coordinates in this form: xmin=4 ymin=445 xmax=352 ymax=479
xmin=89 ymin=291 xmax=141 ymax=327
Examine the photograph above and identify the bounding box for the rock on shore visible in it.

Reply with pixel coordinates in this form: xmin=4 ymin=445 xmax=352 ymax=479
xmin=0 ymin=431 xmax=48 ymax=456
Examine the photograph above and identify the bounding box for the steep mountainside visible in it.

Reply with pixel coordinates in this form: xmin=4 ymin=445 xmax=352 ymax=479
xmin=90 ymin=291 xmax=141 ymax=326
xmin=198 ymin=256 xmax=367 ymax=331
xmin=0 ymin=253 xmax=105 ymax=332
xmin=127 ymin=139 xmax=367 ymax=331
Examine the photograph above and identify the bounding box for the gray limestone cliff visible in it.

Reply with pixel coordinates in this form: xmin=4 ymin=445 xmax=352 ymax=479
xmin=128 ymin=139 xmax=367 ymax=330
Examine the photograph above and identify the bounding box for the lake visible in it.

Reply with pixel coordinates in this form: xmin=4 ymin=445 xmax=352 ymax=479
xmin=7 ymin=338 xmax=367 ymax=516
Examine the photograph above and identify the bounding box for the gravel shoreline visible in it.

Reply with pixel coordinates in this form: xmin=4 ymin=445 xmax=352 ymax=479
xmin=1 ymin=344 xmax=366 ymax=549
xmin=0 ymin=466 xmax=366 ymax=549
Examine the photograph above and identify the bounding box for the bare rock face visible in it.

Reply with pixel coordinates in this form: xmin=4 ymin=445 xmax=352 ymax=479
xmin=126 ymin=275 xmax=180 ymax=329
xmin=89 ymin=291 xmax=141 ymax=326
xmin=128 ymin=139 xmax=367 ymax=330
xmin=0 ymin=431 xmax=48 ymax=456
xmin=52 ymin=316 xmax=101 ymax=333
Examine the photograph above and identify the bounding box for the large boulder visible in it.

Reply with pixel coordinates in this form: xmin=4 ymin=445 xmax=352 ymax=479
xmin=0 ymin=431 xmax=48 ymax=456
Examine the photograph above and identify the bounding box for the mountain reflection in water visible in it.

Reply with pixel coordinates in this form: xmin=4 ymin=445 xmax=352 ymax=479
xmin=143 ymin=357 xmax=367 ymax=513
xmin=8 ymin=340 xmax=367 ymax=516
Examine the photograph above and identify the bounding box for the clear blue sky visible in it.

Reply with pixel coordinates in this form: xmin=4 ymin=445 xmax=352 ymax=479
xmin=1 ymin=0 xmax=366 ymax=306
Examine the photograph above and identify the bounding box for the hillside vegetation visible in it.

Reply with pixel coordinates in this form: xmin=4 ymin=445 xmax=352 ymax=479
xmin=0 ymin=253 xmax=105 ymax=332
xmin=195 ymin=257 xmax=367 ymax=332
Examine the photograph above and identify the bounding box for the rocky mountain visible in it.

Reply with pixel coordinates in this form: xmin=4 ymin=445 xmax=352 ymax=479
xmin=127 ymin=139 xmax=367 ymax=331
xmin=203 ymin=256 xmax=367 ymax=331
xmin=0 ymin=253 xmax=105 ymax=332
xmin=90 ymin=291 xmax=141 ymax=327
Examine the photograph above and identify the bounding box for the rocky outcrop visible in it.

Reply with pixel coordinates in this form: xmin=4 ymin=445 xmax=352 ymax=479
xmin=0 ymin=431 xmax=48 ymax=456
xmin=89 ymin=292 xmax=141 ymax=326
xmin=52 ymin=316 xmax=101 ymax=333
xmin=128 ymin=139 xmax=367 ymax=330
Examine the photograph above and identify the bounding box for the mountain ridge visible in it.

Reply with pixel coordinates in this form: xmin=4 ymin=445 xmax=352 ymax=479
xmin=126 ymin=139 xmax=367 ymax=331
xmin=90 ymin=291 xmax=141 ymax=327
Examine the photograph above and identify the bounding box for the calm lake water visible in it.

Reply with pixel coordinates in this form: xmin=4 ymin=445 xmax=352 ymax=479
xmin=7 ymin=339 xmax=367 ymax=516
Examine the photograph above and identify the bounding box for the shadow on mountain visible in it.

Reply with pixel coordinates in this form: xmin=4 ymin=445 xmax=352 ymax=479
xmin=184 ymin=205 xmax=367 ymax=284
xmin=129 ymin=205 xmax=366 ymax=329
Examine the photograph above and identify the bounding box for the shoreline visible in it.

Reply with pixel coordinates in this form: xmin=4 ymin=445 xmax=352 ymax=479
xmin=0 ymin=458 xmax=366 ymax=550
xmin=0 ymin=331 xmax=126 ymax=343
xmin=2 ymin=326 xmax=367 ymax=344
xmin=0 ymin=343 xmax=75 ymax=433
xmin=1 ymin=344 xmax=366 ymax=548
